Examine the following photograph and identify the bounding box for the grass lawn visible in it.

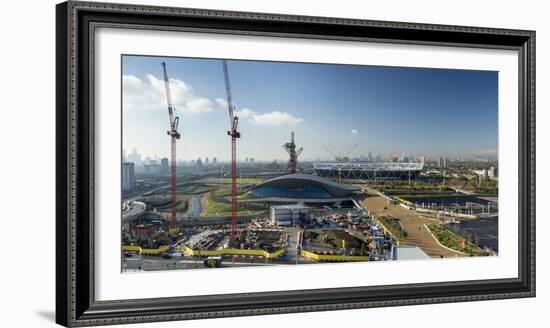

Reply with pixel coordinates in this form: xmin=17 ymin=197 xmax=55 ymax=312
xmin=237 ymin=192 xmax=255 ymax=200
xmin=204 ymin=192 xmax=257 ymax=216
xmin=220 ymin=177 xmax=263 ymax=184
xmin=152 ymin=199 xmax=188 ymax=212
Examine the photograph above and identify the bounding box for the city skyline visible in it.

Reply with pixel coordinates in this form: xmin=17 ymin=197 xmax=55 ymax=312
xmin=123 ymin=55 xmax=498 ymax=162
xmin=123 ymin=146 xmax=496 ymax=166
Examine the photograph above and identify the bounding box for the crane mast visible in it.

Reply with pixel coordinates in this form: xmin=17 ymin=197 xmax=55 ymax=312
xmin=322 ymin=144 xmax=356 ymax=163
xmin=222 ymin=60 xmax=240 ymax=241
xmin=161 ymin=62 xmax=180 ymax=233
xmin=283 ymin=131 xmax=303 ymax=174
xmin=322 ymin=145 xmax=338 ymax=161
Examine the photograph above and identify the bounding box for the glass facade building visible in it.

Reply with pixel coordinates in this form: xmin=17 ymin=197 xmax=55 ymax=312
xmin=247 ymin=174 xmax=359 ymax=199
xmin=250 ymin=184 xmax=332 ymax=199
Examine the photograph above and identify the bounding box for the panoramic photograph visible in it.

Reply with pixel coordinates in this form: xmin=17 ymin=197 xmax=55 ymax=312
xmin=121 ymin=55 xmax=499 ymax=272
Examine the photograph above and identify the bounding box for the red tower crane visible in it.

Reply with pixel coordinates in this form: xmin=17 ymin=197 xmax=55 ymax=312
xmin=161 ymin=62 xmax=181 ymax=233
xmin=222 ymin=60 xmax=240 ymax=241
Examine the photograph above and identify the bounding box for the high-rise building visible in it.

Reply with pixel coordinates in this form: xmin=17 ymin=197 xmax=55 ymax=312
xmin=122 ymin=162 xmax=135 ymax=191
xmin=160 ymin=157 xmax=169 ymax=175
xmin=144 ymin=164 xmax=161 ymax=176
xmin=205 ymin=157 xmax=210 ymax=165
xmin=212 ymin=157 xmax=217 ymax=165
xmin=128 ymin=148 xmax=142 ymax=165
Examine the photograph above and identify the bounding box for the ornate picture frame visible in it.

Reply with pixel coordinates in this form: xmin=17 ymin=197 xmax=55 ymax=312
xmin=56 ymin=1 xmax=535 ymax=326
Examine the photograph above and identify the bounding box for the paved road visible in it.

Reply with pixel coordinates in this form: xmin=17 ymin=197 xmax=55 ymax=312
xmin=363 ymin=193 xmax=463 ymax=258
xmin=123 ymin=253 xmax=280 ymax=272
xmin=278 ymin=227 xmax=315 ymax=265
xmin=122 ymin=201 xmax=146 ymax=222
xmin=184 ymin=195 xmax=203 ymax=218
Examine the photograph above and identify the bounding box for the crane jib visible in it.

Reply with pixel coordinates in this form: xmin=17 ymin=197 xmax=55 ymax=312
xmin=222 ymin=60 xmax=238 ymax=130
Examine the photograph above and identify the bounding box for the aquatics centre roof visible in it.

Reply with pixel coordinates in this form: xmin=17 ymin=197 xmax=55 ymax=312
xmin=247 ymin=174 xmax=360 ymax=199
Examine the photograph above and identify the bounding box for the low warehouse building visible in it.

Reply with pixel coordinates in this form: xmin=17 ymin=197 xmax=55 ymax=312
xmin=270 ymin=205 xmax=309 ymax=226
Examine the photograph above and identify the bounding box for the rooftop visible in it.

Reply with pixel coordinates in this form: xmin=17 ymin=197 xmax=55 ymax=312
xmin=248 ymin=173 xmax=360 ymax=198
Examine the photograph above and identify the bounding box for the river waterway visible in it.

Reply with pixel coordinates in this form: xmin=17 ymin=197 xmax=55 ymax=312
xmin=405 ymin=195 xmax=494 ymax=207
xmin=444 ymin=217 xmax=498 ymax=252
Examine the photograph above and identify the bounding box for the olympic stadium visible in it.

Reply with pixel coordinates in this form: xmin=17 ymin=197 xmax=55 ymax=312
xmin=312 ymin=162 xmax=424 ymax=180
xmin=244 ymin=173 xmax=361 ymax=207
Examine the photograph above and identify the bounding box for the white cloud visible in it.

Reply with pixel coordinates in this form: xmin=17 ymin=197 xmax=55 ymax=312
xmin=351 ymin=129 xmax=358 ymax=135
xmin=236 ymin=108 xmax=255 ymax=119
xmin=215 ymin=98 xmax=228 ymax=109
xmin=123 ymin=74 xmax=214 ymax=114
xmin=123 ymin=75 xmax=303 ymax=127
xmin=235 ymin=108 xmax=303 ymax=126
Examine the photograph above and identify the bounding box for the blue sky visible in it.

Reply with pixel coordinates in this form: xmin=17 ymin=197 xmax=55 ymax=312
xmin=122 ymin=55 xmax=498 ymax=162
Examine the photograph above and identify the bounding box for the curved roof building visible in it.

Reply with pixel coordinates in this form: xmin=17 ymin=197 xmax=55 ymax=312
xmin=247 ymin=174 xmax=359 ymax=199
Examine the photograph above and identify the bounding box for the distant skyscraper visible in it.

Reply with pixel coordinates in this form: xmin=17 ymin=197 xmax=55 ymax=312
xmin=122 ymin=162 xmax=135 ymax=191
xmin=160 ymin=157 xmax=169 ymax=175
xmin=196 ymin=157 xmax=203 ymax=168
xmin=128 ymin=148 xmax=142 ymax=165
xmin=399 ymin=152 xmax=406 ymax=162
xmin=212 ymin=157 xmax=217 ymax=165
xmin=418 ymin=156 xmax=426 ymax=165
xmin=205 ymin=157 xmax=210 ymax=165
xmin=443 ymin=157 xmax=448 ymax=168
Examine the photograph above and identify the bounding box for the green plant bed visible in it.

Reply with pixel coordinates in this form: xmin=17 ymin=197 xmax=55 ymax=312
xmin=427 ymin=223 xmax=486 ymax=256
xmin=378 ymin=216 xmax=407 ymax=239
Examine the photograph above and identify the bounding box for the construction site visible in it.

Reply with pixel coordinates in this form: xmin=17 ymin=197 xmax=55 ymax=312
xmin=121 ymin=58 xmax=499 ymax=272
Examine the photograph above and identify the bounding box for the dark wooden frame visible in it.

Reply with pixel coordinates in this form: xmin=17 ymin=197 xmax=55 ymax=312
xmin=56 ymin=1 xmax=536 ymax=326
